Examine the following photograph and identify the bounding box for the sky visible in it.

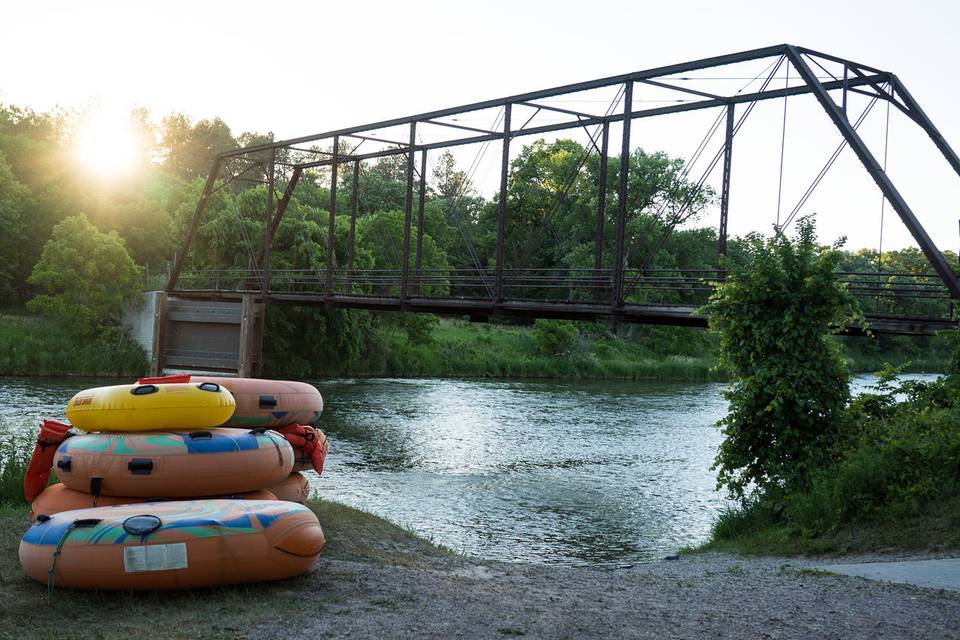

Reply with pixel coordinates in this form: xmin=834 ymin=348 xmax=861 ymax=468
xmin=2 ymin=0 xmax=959 ymax=253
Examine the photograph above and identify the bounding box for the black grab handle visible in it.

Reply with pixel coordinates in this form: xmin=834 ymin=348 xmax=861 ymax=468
xmin=128 ymin=459 xmax=154 ymax=475
xmin=130 ymin=384 xmax=159 ymax=396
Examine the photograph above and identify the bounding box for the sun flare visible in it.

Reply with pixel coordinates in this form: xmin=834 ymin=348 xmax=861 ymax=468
xmin=74 ymin=107 xmax=140 ymax=178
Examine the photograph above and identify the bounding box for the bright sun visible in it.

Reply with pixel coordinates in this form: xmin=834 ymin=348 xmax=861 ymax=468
xmin=74 ymin=107 xmax=140 ymax=178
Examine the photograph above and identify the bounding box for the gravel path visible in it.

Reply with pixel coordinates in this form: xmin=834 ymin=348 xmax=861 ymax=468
xmin=250 ymin=552 xmax=960 ymax=639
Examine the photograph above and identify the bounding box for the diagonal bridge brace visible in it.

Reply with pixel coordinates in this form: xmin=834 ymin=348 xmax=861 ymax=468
xmin=786 ymin=45 xmax=960 ymax=300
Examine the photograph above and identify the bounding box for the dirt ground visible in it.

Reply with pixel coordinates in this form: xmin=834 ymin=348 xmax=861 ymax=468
xmin=251 ymin=543 xmax=960 ymax=639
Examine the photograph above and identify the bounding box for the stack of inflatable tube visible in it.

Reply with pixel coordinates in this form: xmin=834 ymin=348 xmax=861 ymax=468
xmin=21 ymin=377 xmax=330 ymax=590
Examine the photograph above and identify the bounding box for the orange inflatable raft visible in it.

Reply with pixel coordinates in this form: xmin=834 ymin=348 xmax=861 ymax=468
xmin=139 ymin=375 xmax=323 ymax=428
xmin=20 ymin=500 xmax=325 ymax=590
xmin=54 ymin=428 xmax=294 ymax=497
xmin=30 ymin=483 xmax=278 ymax=521
xmin=267 ymin=472 xmax=311 ymax=504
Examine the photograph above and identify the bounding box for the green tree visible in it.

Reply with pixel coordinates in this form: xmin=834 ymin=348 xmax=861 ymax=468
xmin=27 ymin=214 xmax=142 ymax=334
xmin=0 ymin=152 xmax=32 ymax=303
xmin=160 ymin=115 xmax=236 ymax=180
xmin=703 ymin=217 xmax=860 ymax=499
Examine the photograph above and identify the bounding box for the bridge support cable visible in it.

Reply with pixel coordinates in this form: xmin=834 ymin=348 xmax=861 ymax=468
xmin=593 ymin=121 xmax=610 ymax=301
xmin=612 ymin=81 xmax=634 ymax=309
xmin=436 ymin=110 xmax=503 ymax=300
xmin=718 ymin=103 xmax=735 ymax=277
xmin=263 ymin=149 xmax=275 ymax=297
xmin=414 ymin=150 xmax=428 ymax=296
xmin=494 ymin=104 xmax=512 ymax=303
xmin=232 ymin=194 xmax=264 ymax=291
xmin=166 ymin=157 xmax=222 ymax=293
xmin=346 ymin=160 xmax=359 ymax=292
xmin=400 ymin=123 xmax=417 ymax=302
xmin=775 ymin=66 xmax=790 ymax=226
xmin=256 ymin=166 xmax=302 ymax=270
xmin=625 ymin=56 xmax=786 ymax=297
xmin=877 ymin=96 xmax=891 ymax=309
xmin=325 ymin=136 xmax=339 ymax=298
xmin=511 ymin=84 xmax=626 ymax=278
xmin=777 ymin=92 xmax=881 ymax=232
xmin=786 ymin=45 xmax=960 ymax=299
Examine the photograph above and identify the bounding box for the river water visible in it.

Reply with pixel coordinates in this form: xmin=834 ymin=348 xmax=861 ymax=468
xmin=0 ymin=374 xmax=935 ymax=566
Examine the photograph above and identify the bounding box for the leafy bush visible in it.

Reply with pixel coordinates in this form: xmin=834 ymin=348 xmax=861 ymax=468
xmin=532 ymin=319 xmax=579 ymax=356
xmin=703 ymin=217 xmax=861 ymax=499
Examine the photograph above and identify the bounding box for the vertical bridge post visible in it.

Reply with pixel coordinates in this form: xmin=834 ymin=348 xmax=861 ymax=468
xmin=494 ymin=103 xmax=512 ymax=303
xmin=400 ymin=123 xmax=416 ymax=301
xmin=347 ymin=159 xmax=359 ymax=293
xmin=612 ymin=81 xmax=633 ymax=309
xmin=325 ymin=136 xmax=339 ymax=298
xmin=263 ymin=150 xmax=275 ymax=298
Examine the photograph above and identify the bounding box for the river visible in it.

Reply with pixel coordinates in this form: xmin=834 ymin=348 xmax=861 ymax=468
xmin=0 ymin=374 xmax=935 ymax=566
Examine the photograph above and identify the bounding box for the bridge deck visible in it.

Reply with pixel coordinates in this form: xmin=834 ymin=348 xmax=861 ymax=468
xmin=171 ymin=290 xmax=956 ymax=336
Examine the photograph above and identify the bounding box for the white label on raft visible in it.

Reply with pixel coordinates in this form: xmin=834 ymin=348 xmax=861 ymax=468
xmin=123 ymin=543 xmax=188 ymax=573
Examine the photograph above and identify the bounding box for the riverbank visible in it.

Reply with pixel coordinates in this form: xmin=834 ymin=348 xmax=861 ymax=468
xmin=0 ymin=313 xmax=950 ymax=381
xmin=2 ymin=500 xmax=958 ymax=639
xmin=0 ymin=314 xmax=147 ymax=377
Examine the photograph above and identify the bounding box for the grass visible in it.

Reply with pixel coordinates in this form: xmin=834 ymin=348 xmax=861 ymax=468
xmin=0 ymin=497 xmax=452 ymax=640
xmin=695 ymin=495 xmax=960 ymax=557
xmin=349 ymin=319 xmax=726 ymax=382
xmin=0 ymin=312 xmax=947 ymax=382
xmin=0 ymin=314 xmax=147 ymax=377
xmin=0 ymin=436 xmax=31 ymax=507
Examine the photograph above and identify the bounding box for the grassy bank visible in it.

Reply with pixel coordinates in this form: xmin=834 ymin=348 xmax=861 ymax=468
xmin=0 ymin=312 xmax=950 ymax=381
xmin=369 ymin=320 xmax=724 ymax=381
xmin=698 ymin=367 xmax=960 ymax=557
xmin=698 ymin=496 xmax=960 ymax=556
xmin=0 ymin=497 xmax=451 ymax=640
xmin=0 ymin=314 xmax=147 ymax=377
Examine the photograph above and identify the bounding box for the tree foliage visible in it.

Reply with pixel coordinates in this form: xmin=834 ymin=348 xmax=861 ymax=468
xmin=703 ymin=217 xmax=861 ymax=499
xmin=27 ymin=214 xmax=142 ymax=334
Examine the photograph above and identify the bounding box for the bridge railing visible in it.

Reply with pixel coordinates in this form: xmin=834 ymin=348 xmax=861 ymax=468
xmin=172 ymin=267 xmax=955 ymax=319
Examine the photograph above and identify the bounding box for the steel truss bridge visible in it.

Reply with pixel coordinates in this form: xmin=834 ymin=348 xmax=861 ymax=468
xmin=166 ymin=44 xmax=960 ymax=337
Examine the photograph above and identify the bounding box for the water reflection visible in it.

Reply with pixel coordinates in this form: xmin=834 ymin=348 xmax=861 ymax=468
xmin=0 ymin=374 xmax=938 ymax=566
xmin=313 ymin=377 xmax=731 ymax=564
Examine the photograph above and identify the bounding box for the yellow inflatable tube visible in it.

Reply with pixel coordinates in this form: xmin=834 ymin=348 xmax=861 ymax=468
xmin=65 ymin=382 xmax=236 ymax=432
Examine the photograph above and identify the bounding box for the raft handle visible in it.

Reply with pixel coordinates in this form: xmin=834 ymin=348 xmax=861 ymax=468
xmin=188 ymin=431 xmax=213 ymax=440
xmin=56 ymin=457 xmax=71 ymax=472
xmin=73 ymin=518 xmax=102 ymax=528
xmin=249 ymin=427 xmax=267 ymax=435
xmin=130 ymin=384 xmax=159 ymax=396
xmin=197 ymin=382 xmax=221 ymax=393
xmin=259 ymin=395 xmax=278 ymax=409
xmin=128 ymin=458 xmax=154 ymax=475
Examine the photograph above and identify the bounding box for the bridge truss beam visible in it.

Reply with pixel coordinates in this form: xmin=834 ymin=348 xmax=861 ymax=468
xmin=165 ymin=43 xmax=960 ymax=338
